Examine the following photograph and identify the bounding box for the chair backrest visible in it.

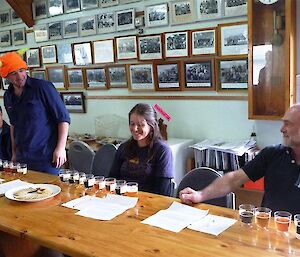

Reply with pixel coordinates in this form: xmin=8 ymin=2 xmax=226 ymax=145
xmin=176 ymin=167 xmax=235 ymax=209
xmin=92 ymin=143 xmax=117 ymax=177
xmin=68 ymin=140 xmax=95 ymax=174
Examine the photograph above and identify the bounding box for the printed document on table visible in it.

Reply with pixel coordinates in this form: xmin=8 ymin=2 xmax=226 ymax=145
xmin=0 ymin=179 xmax=32 ymax=195
xmin=141 ymin=202 xmax=208 ymax=233
xmin=188 ymin=214 xmax=237 ymax=236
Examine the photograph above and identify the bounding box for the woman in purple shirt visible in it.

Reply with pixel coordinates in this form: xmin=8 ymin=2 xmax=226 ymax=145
xmin=110 ymin=103 xmax=174 ymax=196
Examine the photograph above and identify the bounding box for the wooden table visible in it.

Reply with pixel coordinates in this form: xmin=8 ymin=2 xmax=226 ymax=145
xmin=0 ymin=171 xmax=299 ymax=257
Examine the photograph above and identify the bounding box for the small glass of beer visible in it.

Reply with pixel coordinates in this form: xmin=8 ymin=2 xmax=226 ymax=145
xmin=125 ymin=182 xmax=138 ymax=197
xmin=255 ymin=207 xmax=272 ymax=230
xmin=274 ymin=211 xmax=292 ymax=234
xmin=239 ymin=204 xmax=255 ymax=226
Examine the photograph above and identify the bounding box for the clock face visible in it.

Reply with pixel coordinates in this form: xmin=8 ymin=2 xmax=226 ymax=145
xmin=259 ymin=0 xmax=279 ymax=4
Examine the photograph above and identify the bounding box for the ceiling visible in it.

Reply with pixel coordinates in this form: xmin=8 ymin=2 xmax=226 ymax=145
xmin=6 ymin=0 xmax=33 ymax=27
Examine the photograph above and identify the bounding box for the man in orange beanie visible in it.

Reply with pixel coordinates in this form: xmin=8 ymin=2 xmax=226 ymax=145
xmin=2 ymin=50 xmax=70 ymax=175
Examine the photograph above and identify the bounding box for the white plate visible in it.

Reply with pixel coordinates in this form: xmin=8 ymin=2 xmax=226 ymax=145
xmin=5 ymin=184 xmax=61 ymax=202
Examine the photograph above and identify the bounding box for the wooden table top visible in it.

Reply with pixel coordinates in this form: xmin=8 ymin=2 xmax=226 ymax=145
xmin=0 ymin=171 xmax=299 ymax=257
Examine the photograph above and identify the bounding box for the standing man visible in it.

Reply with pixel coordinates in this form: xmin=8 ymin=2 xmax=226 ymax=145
xmin=1 ymin=51 xmax=70 ymax=175
xmin=0 ymin=106 xmax=11 ymax=160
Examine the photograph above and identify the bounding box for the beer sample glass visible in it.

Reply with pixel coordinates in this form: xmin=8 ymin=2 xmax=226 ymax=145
xmin=274 ymin=211 xmax=292 ymax=233
xmin=255 ymin=207 xmax=272 ymax=230
xmin=126 ymin=182 xmax=138 ymax=197
xmin=239 ymin=204 xmax=255 ymax=226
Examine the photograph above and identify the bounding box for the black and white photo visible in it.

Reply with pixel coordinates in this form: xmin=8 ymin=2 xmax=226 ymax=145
xmin=0 ymin=10 xmax=10 ymax=26
xmin=80 ymin=0 xmax=98 ymax=9
xmin=31 ymin=70 xmax=46 ymax=80
xmin=108 ymin=65 xmax=127 ymax=88
xmin=73 ymin=42 xmax=92 ymax=65
xmin=61 ymin=92 xmax=85 ymax=113
xmin=116 ymin=35 xmax=138 ymax=60
xmin=11 ymin=9 xmax=22 ymax=24
xmin=184 ymin=60 xmax=213 ymax=88
xmin=49 ymin=21 xmax=63 ymax=40
xmin=67 ymin=68 xmax=85 ymax=88
xmin=219 ymin=59 xmax=248 ymax=89
xmin=139 ymin=35 xmax=162 ymax=60
xmin=155 ymin=62 xmax=181 ymax=90
xmin=99 ymin=0 xmax=119 ymax=8
xmin=12 ymin=28 xmax=26 ymax=45
xmin=196 ymin=0 xmax=222 ymax=21
xmin=41 ymin=45 xmax=57 ymax=64
xmin=93 ymin=39 xmax=115 ymax=64
xmin=85 ymin=68 xmax=107 ymax=89
xmin=2 ymin=77 xmax=10 ymax=90
xmin=97 ymin=12 xmax=115 ymax=34
xmin=191 ymin=29 xmax=216 ymax=55
xmin=145 ymin=4 xmax=168 ymax=27
xmin=64 ymin=0 xmax=81 ymax=13
xmin=220 ymin=22 xmax=248 ymax=56
xmin=34 ymin=24 xmax=49 ymax=42
xmin=63 ymin=19 xmax=79 ymax=38
xmin=33 ymin=0 xmax=48 ymax=20
xmin=47 ymin=66 xmax=66 ymax=89
xmin=48 ymin=0 xmax=64 ymax=16
xmin=129 ymin=64 xmax=154 ymax=91
xmin=224 ymin=0 xmax=247 ymax=17
xmin=0 ymin=31 xmax=10 ymax=47
xmin=57 ymin=43 xmax=73 ymax=63
xmin=170 ymin=0 xmax=195 ymax=25
xmin=165 ymin=31 xmax=188 ymax=58
xmin=80 ymin=16 xmax=96 ymax=36
xmin=116 ymin=9 xmax=135 ymax=31
xmin=26 ymin=49 xmax=41 ymax=68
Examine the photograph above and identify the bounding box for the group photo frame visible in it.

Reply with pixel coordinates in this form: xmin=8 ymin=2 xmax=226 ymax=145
xmin=145 ymin=3 xmax=168 ymax=28
xmin=41 ymin=45 xmax=57 ymax=64
xmin=190 ymin=28 xmax=216 ymax=56
xmin=99 ymin=0 xmax=119 ymax=8
xmin=0 ymin=10 xmax=11 ymax=26
xmin=66 ymin=68 xmax=85 ymax=89
xmin=196 ymin=0 xmax=222 ymax=21
xmin=0 ymin=30 xmax=11 ymax=47
xmin=49 ymin=21 xmax=63 ymax=40
xmin=34 ymin=24 xmax=49 ymax=42
xmin=138 ymin=34 xmax=163 ymax=61
xmin=32 ymin=0 xmax=48 ymax=20
xmin=46 ymin=65 xmax=66 ymax=89
xmin=12 ymin=28 xmax=26 ymax=45
xmin=63 ymin=0 xmax=81 ymax=13
xmin=129 ymin=63 xmax=155 ymax=91
xmin=116 ymin=35 xmax=138 ymax=60
xmin=80 ymin=0 xmax=98 ymax=10
xmin=61 ymin=92 xmax=86 ymax=113
xmin=63 ymin=19 xmax=79 ymax=38
xmin=107 ymin=65 xmax=128 ymax=88
xmin=30 ymin=69 xmax=47 ymax=80
xmin=85 ymin=67 xmax=108 ymax=89
xmin=116 ymin=9 xmax=135 ymax=31
xmin=26 ymin=48 xmax=41 ymax=68
xmin=170 ymin=0 xmax=195 ymax=25
xmin=73 ymin=42 xmax=92 ymax=66
xmin=164 ymin=31 xmax=189 ymax=58
xmin=224 ymin=0 xmax=247 ymax=17
xmin=97 ymin=12 xmax=116 ymax=34
xmin=48 ymin=0 xmax=64 ymax=16
xmin=79 ymin=16 xmax=96 ymax=37
xmin=11 ymin=10 xmax=22 ymax=24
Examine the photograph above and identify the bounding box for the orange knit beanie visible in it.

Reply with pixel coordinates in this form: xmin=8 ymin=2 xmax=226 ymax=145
xmin=0 ymin=51 xmax=28 ymax=78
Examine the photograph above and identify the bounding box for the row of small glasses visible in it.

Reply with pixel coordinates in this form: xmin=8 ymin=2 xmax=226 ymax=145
xmin=59 ymin=169 xmax=138 ymax=196
xmin=0 ymin=159 xmax=27 ymax=174
xmin=239 ymin=204 xmax=300 ymax=237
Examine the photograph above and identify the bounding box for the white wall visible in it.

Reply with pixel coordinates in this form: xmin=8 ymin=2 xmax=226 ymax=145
xmin=0 ymin=0 xmax=293 ymax=147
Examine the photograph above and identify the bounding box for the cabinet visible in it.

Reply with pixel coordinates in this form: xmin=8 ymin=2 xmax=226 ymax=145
xmin=248 ymin=0 xmax=296 ymax=120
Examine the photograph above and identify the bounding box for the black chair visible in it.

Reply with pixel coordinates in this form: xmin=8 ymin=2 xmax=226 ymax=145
xmin=176 ymin=167 xmax=235 ymax=209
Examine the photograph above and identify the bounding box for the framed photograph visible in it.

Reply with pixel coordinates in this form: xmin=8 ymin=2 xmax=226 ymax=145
xmin=107 ymin=65 xmax=128 ymax=88
xmin=81 ymin=0 xmax=98 ymax=10
xmin=33 ymin=24 xmax=49 ymax=42
xmin=154 ymin=61 xmax=181 ymax=91
xmin=30 ymin=69 xmax=47 ymax=80
xmin=2 ymin=77 xmax=10 ymax=90
xmin=57 ymin=43 xmax=73 ymax=64
xmin=190 ymin=28 xmax=216 ymax=56
xmin=138 ymin=34 xmax=163 ymax=61
xmin=196 ymin=0 xmax=222 ymax=21
xmin=116 ymin=9 xmax=135 ymax=31
xmin=32 ymin=0 xmax=48 ymax=20
xmin=11 ymin=9 xmax=22 ymax=24
xmin=99 ymin=0 xmax=119 ymax=8
xmin=64 ymin=0 xmax=81 ymax=13
xmin=119 ymin=0 xmax=140 ymax=3
xmin=67 ymin=68 xmax=85 ymax=89
xmin=26 ymin=48 xmax=41 ymax=68
xmin=85 ymin=67 xmax=108 ymax=89
xmin=129 ymin=64 xmax=154 ymax=91
xmin=73 ymin=42 xmax=92 ymax=66
xmin=145 ymin=3 xmax=168 ymax=28
xmin=116 ymin=35 xmax=138 ymax=60
xmin=97 ymin=12 xmax=115 ymax=34
xmin=0 ymin=31 xmax=11 ymax=47
xmin=79 ymin=16 xmax=96 ymax=36
xmin=93 ymin=39 xmax=115 ymax=64
xmin=63 ymin=19 xmax=79 ymax=38
xmin=218 ymin=59 xmax=248 ymax=90
xmin=46 ymin=66 xmax=66 ymax=89
xmin=0 ymin=10 xmax=11 ymax=26
xmin=219 ymin=22 xmax=248 ymax=56
xmin=61 ymin=92 xmax=86 ymax=113
xmin=48 ymin=0 xmax=64 ymax=16
xmin=41 ymin=45 xmax=57 ymax=64
xmin=169 ymin=0 xmax=195 ymax=25
xmin=49 ymin=21 xmax=63 ymax=40
xmin=164 ymin=31 xmax=188 ymax=58
xmin=12 ymin=28 xmax=26 ymax=45
xmin=184 ymin=59 xmax=214 ymax=90
xmin=224 ymin=0 xmax=247 ymax=17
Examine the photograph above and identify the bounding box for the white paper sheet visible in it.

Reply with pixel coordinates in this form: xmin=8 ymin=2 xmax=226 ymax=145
xmin=188 ymin=214 xmax=237 ymax=236
xmin=62 ymin=195 xmax=93 ymax=209
xmin=0 ymin=179 xmax=32 ymax=195
xmin=141 ymin=202 xmax=208 ymax=233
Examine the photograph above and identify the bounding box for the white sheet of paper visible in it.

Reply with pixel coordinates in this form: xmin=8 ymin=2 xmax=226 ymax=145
xmin=141 ymin=201 xmax=208 ymax=233
xmin=0 ymin=179 xmax=32 ymax=195
xmin=188 ymin=214 xmax=237 ymax=236
xmin=62 ymin=195 xmax=93 ymax=209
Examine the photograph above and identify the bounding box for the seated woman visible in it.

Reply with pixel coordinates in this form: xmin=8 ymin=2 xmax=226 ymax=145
xmin=109 ymin=103 xmax=174 ymax=196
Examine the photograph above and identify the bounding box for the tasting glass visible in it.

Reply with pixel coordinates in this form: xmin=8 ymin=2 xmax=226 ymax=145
xmin=94 ymin=176 xmax=105 ymax=192
xmin=125 ymin=182 xmax=138 ymax=197
xmin=239 ymin=204 xmax=255 ymax=226
xmin=17 ymin=163 xmax=28 ymax=175
xmin=254 ymin=207 xmax=272 ymax=230
xmin=116 ymin=180 xmax=126 ymax=195
xmin=105 ymin=177 xmax=117 ymax=193
xmin=274 ymin=211 xmax=292 ymax=234
xmin=2 ymin=160 xmax=9 ymax=172
xmin=294 ymin=214 xmax=300 ymax=239
xmin=84 ymin=174 xmax=95 ymax=195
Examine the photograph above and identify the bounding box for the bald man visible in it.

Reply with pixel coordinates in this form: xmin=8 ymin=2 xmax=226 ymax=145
xmin=180 ymin=104 xmax=300 ymax=215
